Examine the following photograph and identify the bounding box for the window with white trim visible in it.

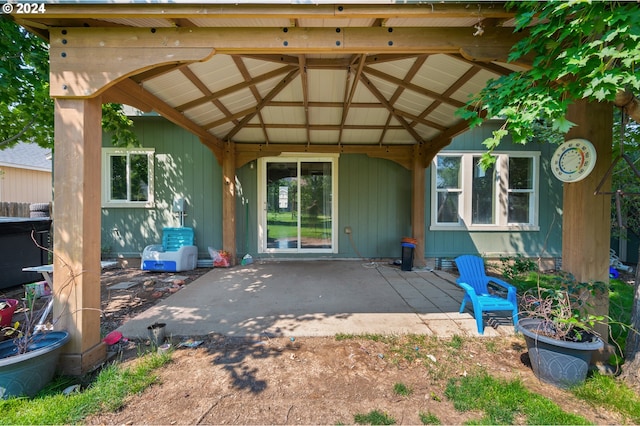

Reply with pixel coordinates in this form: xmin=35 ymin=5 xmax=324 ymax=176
xmin=431 ymin=152 xmax=539 ymax=231
xmin=101 ymin=148 xmax=154 ymax=208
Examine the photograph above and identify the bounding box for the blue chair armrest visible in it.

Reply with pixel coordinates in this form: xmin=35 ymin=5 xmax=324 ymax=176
xmin=487 ymin=277 xmax=515 ymax=291
xmin=487 ymin=277 xmax=517 ymax=304
xmin=457 ymin=282 xmax=479 ymax=301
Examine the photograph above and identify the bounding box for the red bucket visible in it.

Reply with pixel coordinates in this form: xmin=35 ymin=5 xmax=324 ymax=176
xmin=0 ymin=299 xmax=19 ymax=327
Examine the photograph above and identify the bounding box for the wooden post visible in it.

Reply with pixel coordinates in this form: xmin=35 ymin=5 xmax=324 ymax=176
xmin=222 ymin=142 xmax=237 ymax=265
xmin=411 ymin=154 xmax=426 ymax=268
xmin=53 ymin=98 xmax=106 ymax=375
xmin=562 ymin=99 xmax=613 ymax=340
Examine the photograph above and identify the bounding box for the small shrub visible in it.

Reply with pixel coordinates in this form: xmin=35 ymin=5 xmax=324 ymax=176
xmin=419 ymin=411 xmax=441 ymax=425
xmin=500 ymin=254 xmax=536 ymax=280
xmin=447 ymin=335 xmax=464 ymax=350
xmin=354 ymin=410 xmax=396 ymax=425
xmin=393 ymin=382 xmax=412 ymax=397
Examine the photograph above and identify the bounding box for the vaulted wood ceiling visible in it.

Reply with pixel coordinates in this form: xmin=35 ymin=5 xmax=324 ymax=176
xmin=15 ymin=2 xmax=528 ymax=168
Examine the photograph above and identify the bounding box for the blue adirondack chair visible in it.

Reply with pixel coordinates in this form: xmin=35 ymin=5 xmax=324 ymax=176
xmin=454 ymin=255 xmax=518 ymax=335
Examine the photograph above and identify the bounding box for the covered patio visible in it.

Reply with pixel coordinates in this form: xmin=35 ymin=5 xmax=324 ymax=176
xmin=116 ymin=261 xmax=516 ymax=340
xmin=10 ymin=2 xmax=611 ymax=374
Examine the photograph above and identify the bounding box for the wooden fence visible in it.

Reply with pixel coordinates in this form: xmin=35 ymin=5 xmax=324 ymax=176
xmin=0 ymin=202 xmax=31 ymax=218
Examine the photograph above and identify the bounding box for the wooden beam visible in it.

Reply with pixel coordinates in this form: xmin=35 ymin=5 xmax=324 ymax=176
xmin=409 ymin=65 xmax=480 ymax=128
xmin=562 ymin=100 xmax=613 ymax=340
xmin=222 ymin=142 xmax=237 ymax=265
xmin=340 ymin=54 xmax=366 ymax=142
xmin=19 ymin=3 xmax=515 ymax=21
xmin=359 ymin=73 xmax=424 ymax=143
xmin=232 ymin=56 xmax=270 ymax=143
xmin=112 ymin=78 xmax=224 ymax=158
xmin=411 ymin=151 xmax=426 ymax=268
xmin=53 ymin=97 xmax=105 ymax=375
xmin=176 ymin=65 xmax=295 ymax=112
xmin=234 ymin=143 xmax=414 ymax=170
xmin=224 ymin=68 xmax=300 ymax=140
xmin=181 ymin=66 xmax=239 ymax=132
xmin=298 ymin=54 xmax=311 ymax=145
xmin=242 ymin=124 xmax=406 ymax=131
xmin=363 ymin=65 xmax=466 ymax=108
xmin=49 ymin=26 xmax=522 ymax=97
xmin=50 ymin=26 xmax=521 ymax=55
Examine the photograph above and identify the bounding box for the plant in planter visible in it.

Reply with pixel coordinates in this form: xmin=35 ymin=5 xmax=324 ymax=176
xmin=0 ymin=288 xmax=70 ymax=399
xmin=517 ymin=272 xmax=606 ymax=389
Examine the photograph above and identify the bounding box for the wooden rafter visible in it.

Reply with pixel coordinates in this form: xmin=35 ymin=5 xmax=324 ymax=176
xmin=363 ymin=66 xmax=466 ymax=108
xmin=298 ymin=54 xmax=311 ymax=145
xmin=176 ymin=65 xmax=295 ymax=112
xmin=224 ymin=68 xmax=301 ymax=140
xmin=180 ymin=66 xmax=240 ymax=132
xmin=379 ymin=55 xmax=429 ymax=143
xmin=339 ymin=54 xmax=366 ymax=143
xmin=108 ymin=78 xmax=224 ymax=156
xmin=410 ymin=65 xmax=481 ymax=129
xmin=359 ymin=73 xmax=424 ymax=144
xmin=232 ymin=55 xmax=270 ymax=143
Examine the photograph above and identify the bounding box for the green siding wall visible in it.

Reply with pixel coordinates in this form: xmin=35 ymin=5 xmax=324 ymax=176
xmin=101 ymin=117 xmax=222 ymax=258
xmin=425 ymin=121 xmax=563 ymax=259
xmin=102 ymin=117 xmax=562 ymax=262
xmin=235 ymin=154 xmax=411 ymax=259
xmin=338 ymin=154 xmax=411 ymax=258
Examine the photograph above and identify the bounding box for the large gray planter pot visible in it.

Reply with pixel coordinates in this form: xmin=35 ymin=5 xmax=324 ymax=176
xmin=517 ymin=318 xmax=604 ymax=389
xmin=0 ymin=331 xmax=70 ymax=399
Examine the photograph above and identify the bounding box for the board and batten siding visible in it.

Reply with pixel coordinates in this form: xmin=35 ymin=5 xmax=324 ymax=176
xmin=235 ymin=153 xmax=411 ymax=260
xmin=102 ymin=117 xmax=562 ymax=262
xmin=338 ymin=154 xmax=411 ymax=259
xmin=101 ymin=116 xmax=222 ymax=258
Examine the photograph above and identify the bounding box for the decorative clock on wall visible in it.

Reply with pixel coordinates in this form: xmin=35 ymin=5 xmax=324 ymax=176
xmin=551 ymin=138 xmax=597 ymax=182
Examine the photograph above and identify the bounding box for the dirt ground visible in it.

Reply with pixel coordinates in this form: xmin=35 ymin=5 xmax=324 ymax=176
xmin=3 ymin=266 xmax=630 ymax=425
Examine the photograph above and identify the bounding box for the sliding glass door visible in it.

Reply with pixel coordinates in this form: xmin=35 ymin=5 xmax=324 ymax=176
xmin=259 ymin=156 xmax=337 ymax=253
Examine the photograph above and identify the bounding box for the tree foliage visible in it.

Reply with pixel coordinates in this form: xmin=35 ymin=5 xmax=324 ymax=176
xmin=0 ymin=16 xmax=52 ymax=148
xmin=458 ymin=0 xmax=640 ymax=167
xmin=0 ymin=16 xmax=137 ymax=150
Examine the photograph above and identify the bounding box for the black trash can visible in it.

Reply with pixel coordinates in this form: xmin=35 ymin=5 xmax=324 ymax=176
xmin=401 ymin=242 xmax=415 ymax=271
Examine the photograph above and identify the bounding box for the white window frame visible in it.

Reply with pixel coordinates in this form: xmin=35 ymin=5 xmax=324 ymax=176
xmin=101 ymin=148 xmax=155 ymax=208
xmin=257 ymin=153 xmax=339 ymax=254
xmin=430 ymin=151 xmax=540 ymax=231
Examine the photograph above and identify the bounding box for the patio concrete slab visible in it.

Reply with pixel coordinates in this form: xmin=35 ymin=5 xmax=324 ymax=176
xmin=116 ymin=260 xmax=516 ymax=341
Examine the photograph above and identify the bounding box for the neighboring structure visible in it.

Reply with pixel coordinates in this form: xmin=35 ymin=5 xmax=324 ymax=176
xmin=0 ymin=142 xmax=52 ymax=204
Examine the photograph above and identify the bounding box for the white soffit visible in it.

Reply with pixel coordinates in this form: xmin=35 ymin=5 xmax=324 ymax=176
xmin=396 ymin=90 xmax=434 ymax=116
xmin=233 ymin=127 xmax=267 ymax=143
xmin=368 ymin=57 xmax=417 ymax=80
xmin=186 ymin=17 xmax=292 ymax=27
xmin=185 ymin=103 xmax=222 ymax=126
xmin=298 ymin=17 xmax=377 ymax=28
xmin=342 ymin=129 xmax=386 ymax=144
xmin=143 ymin=72 xmax=200 ymax=107
xmin=428 ymin=104 xmax=461 ymax=127
xmin=219 ymin=88 xmax=255 ymax=114
xmin=309 ymin=106 xmax=342 ymax=126
xmin=384 ymin=17 xmax=482 ymax=28
xmin=451 ymin=69 xmax=497 ymax=104
xmin=308 ymin=69 xmax=347 ymax=103
xmin=189 ymin=56 xmax=245 ymax=93
xmin=311 ymin=130 xmax=341 ymax=144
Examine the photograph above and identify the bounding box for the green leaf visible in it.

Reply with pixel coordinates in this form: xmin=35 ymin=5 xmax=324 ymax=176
xmin=552 ymin=117 xmax=575 ymax=134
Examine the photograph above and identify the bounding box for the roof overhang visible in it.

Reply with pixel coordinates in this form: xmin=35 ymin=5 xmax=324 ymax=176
xmin=13 ymin=2 xmax=529 ymax=168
